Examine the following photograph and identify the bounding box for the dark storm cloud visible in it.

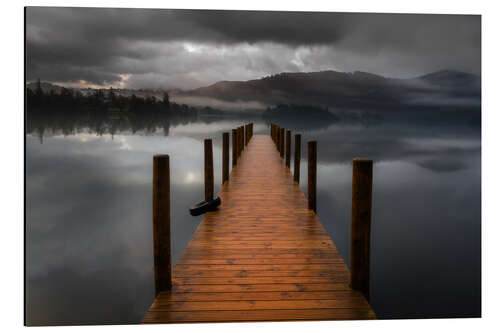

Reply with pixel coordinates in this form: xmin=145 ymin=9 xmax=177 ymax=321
xmin=26 ymin=7 xmax=481 ymax=88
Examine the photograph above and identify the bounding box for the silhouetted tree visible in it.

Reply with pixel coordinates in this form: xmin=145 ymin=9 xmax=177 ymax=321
xmin=162 ymin=92 xmax=170 ymax=109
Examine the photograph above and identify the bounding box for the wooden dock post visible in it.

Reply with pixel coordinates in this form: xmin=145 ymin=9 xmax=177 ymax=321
xmin=294 ymin=134 xmax=301 ymax=183
xmin=222 ymin=132 xmax=229 ymax=183
xmin=279 ymin=128 xmax=285 ymax=158
xmin=239 ymin=126 xmax=244 ymax=154
xmin=152 ymin=154 xmax=172 ymax=295
xmin=237 ymin=127 xmax=242 ymax=157
xmin=350 ymin=158 xmax=373 ymax=302
xmin=236 ymin=127 xmax=240 ymax=157
xmin=278 ymin=126 xmax=281 ymax=150
xmin=244 ymin=125 xmax=248 ymax=146
xmin=204 ymin=139 xmax=214 ymax=201
xmin=241 ymin=125 xmax=244 ymax=150
xmin=285 ymin=130 xmax=291 ymax=168
xmin=276 ymin=126 xmax=280 ymax=149
xmin=307 ymin=141 xmax=317 ymax=212
xmin=232 ymin=129 xmax=237 ymax=166
xmin=241 ymin=125 xmax=244 ymax=151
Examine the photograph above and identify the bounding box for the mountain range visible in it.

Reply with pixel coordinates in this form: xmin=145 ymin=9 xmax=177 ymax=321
xmin=172 ymin=69 xmax=480 ymax=110
xmin=28 ymin=69 xmax=480 ymax=111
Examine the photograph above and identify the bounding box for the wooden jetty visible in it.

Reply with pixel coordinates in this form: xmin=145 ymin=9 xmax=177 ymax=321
xmin=143 ymin=124 xmax=375 ymax=324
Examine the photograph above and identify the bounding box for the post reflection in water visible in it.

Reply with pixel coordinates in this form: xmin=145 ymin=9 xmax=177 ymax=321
xmin=25 ymin=108 xmax=480 ymax=324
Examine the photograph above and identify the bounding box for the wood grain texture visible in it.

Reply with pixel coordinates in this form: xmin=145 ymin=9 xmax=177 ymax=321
xmin=279 ymin=128 xmax=285 ymax=157
xmin=222 ymin=132 xmax=229 ymax=184
xmin=152 ymin=155 xmax=172 ymax=295
xmin=294 ymin=134 xmax=301 ymax=183
xmin=143 ymin=135 xmax=375 ymax=324
xmin=204 ymin=139 xmax=214 ymax=201
xmin=286 ymin=130 xmax=291 ymax=168
xmin=232 ymin=129 xmax=237 ymax=167
xmin=307 ymin=141 xmax=317 ymax=213
xmin=350 ymin=158 xmax=373 ymax=302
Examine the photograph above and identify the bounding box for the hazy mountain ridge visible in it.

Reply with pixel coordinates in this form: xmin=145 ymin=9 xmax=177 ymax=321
xmin=174 ymin=69 xmax=480 ymax=109
xmin=27 ymin=69 xmax=480 ymax=111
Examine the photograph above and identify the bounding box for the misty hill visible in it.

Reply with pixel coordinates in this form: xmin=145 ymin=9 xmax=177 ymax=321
xmin=173 ymin=70 xmax=480 ymax=110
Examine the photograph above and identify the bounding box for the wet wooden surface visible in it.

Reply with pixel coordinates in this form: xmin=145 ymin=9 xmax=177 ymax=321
xmin=143 ymin=135 xmax=375 ymax=324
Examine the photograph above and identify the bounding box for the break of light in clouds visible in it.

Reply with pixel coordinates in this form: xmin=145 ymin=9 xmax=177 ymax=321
xmin=26 ymin=7 xmax=481 ymax=90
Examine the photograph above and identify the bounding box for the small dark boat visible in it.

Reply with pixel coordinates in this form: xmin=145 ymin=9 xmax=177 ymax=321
xmin=189 ymin=197 xmax=221 ymax=216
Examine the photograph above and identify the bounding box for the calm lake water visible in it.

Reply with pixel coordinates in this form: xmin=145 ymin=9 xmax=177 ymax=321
xmin=25 ymin=110 xmax=481 ymax=325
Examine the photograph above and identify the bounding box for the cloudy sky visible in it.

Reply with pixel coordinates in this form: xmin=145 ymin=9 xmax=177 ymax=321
xmin=26 ymin=7 xmax=481 ymax=90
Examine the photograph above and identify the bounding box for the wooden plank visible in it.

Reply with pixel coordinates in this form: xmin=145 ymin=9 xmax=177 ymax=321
xmin=143 ymin=308 xmax=376 ymax=323
xmin=173 ymin=270 xmax=348 ymax=278
xmin=174 ymin=264 xmax=346 ymax=271
xmin=154 ymin=290 xmax=364 ymax=301
xmin=172 ymin=276 xmax=349 ymax=285
xmin=176 ymin=258 xmax=344 ymax=265
xmin=170 ymin=283 xmax=352 ymax=293
xmin=142 ymin=135 xmax=375 ymax=324
xmin=150 ymin=299 xmax=370 ymax=311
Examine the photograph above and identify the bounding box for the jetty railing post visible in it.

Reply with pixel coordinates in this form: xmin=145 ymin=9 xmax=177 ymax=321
xmin=276 ymin=126 xmax=279 ymax=149
xmin=237 ymin=127 xmax=241 ymax=158
xmin=350 ymin=158 xmax=373 ymax=302
xmin=277 ymin=126 xmax=280 ymax=149
xmin=279 ymin=127 xmax=283 ymax=152
xmin=294 ymin=134 xmax=301 ymax=183
xmin=240 ymin=126 xmax=244 ymax=153
xmin=307 ymin=141 xmax=317 ymax=212
xmin=280 ymin=128 xmax=285 ymax=158
xmin=242 ymin=125 xmax=245 ymax=149
xmin=232 ymin=129 xmax=237 ymax=166
xmin=286 ymin=130 xmax=291 ymax=168
xmin=222 ymin=132 xmax=229 ymax=183
xmin=204 ymin=139 xmax=214 ymax=201
xmin=152 ymin=154 xmax=172 ymax=295
xmin=239 ymin=126 xmax=243 ymax=154
xmin=244 ymin=125 xmax=248 ymax=146
xmin=236 ymin=127 xmax=240 ymax=158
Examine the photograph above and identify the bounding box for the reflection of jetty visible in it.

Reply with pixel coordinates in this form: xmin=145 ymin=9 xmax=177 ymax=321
xmin=143 ymin=124 xmax=375 ymax=323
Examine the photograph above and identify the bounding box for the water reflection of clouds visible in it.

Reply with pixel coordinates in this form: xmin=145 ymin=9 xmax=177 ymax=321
xmin=26 ymin=132 xmax=211 ymax=325
xmin=36 ymin=132 xmax=211 ymax=185
xmin=308 ymin=156 xmax=480 ymax=318
xmin=292 ymin=119 xmax=480 ymax=174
